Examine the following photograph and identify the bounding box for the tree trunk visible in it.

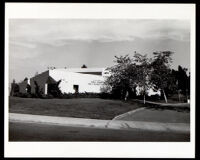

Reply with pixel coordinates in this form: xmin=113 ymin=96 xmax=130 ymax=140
xmin=178 ymin=90 xmax=181 ymax=102
xmin=143 ymin=85 xmax=146 ymax=104
xmin=163 ymin=89 xmax=168 ymax=103
xmin=185 ymin=89 xmax=188 ymax=103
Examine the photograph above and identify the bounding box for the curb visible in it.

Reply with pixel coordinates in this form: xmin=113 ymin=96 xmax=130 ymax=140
xmin=9 ymin=113 xmax=108 ymax=129
xmin=9 ymin=113 xmax=190 ymax=133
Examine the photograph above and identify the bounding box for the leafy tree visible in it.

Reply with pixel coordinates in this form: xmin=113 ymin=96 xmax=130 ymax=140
xmin=187 ymin=72 xmax=190 ymax=96
xmin=35 ymin=72 xmax=38 ymax=76
xmin=177 ymin=65 xmax=189 ymax=95
xmin=133 ymin=53 xmax=152 ymax=104
xmin=10 ymin=79 xmax=20 ymax=96
xmin=168 ymin=69 xmax=179 ymax=95
xmin=171 ymin=65 xmax=190 ymax=101
xmin=10 ymin=79 xmax=15 ymax=96
xmin=104 ymin=51 xmax=176 ymax=103
xmin=104 ymin=54 xmax=138 ymax=99
xmin=48 ymin=80 xmax=62 ymax=98
xmin=151 ymin=51 xmax=174 ymax=103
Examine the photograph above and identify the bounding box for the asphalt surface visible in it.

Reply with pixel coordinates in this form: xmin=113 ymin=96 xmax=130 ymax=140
xmin=9 ymin=121 xmax=190 ymax=142
xmin=116 ymin=108 xmax=190 ymax=123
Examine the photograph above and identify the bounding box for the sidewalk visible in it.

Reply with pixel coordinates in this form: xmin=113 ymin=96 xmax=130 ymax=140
xmin=9 ymin=113 xmax=190 ymax=133
xmin=132 ymin=99 xmax=190 ymax=109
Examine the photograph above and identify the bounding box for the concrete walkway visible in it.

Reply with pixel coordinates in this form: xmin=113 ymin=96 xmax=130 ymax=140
xmin=9 ymin=113 xmax=189 ymax=133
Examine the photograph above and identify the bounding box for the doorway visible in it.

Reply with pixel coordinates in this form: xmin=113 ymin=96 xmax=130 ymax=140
xmin=73 ymin=85 xmax=79 ymax=93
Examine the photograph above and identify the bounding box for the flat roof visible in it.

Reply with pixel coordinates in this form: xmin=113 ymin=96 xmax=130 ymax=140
xmin=51 ymin=68 xmax=106 ymax=73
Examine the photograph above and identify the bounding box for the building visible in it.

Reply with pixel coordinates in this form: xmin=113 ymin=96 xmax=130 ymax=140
xmin=28 ymin=68 xmax=110 ymax=95
xmin=12 ymin=67 xmax=160 ymax=96
xmin=18 ymin=79 xmax=30 ymax=94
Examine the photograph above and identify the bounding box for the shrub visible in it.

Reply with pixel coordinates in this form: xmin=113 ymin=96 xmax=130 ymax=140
xmin=60 ymin=92 xmax=100 ymax=99
xmin=146 ymin=95 xmax=161 ymax=101
xmin=13 ymin=92 xmax=23 ymax=97
xmin=99 ymin=92 xmax=112 ymax=99
xmin=13 ymin=92 xmax=32 ymax=98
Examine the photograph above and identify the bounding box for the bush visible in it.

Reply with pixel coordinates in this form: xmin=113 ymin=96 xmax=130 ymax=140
xmin=146 ymin=95 xmax=161 ymax=101
xmin=13 ymin=92 xmax=23 ymax=97
xmin=99 ymin=92 xmax=112 ymax=99
xmin=13 ymin=92 xmax=105 ymax=99
xmin=60 ymin=92 xmax=100 ymax=99
xmin=13 ymin=92 xmax=32 ymax=98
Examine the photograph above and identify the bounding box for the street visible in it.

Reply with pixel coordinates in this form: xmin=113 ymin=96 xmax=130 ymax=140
xmin=9 ymin=121 xmax=190 ymax=142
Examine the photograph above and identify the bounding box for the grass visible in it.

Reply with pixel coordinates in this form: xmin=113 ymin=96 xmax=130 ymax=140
xmin=9 ymin=97 xmax=145 ymax=120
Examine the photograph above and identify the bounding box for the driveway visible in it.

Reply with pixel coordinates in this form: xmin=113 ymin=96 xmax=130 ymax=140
xmin=114 ymin=107 xmax=190 ymax=123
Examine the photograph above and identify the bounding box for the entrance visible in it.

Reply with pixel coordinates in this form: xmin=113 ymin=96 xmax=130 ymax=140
xmin=73 ymin=85 xmax=79 ymax=93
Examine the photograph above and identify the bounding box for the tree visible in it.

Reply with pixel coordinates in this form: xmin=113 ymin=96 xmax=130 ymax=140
xmin=172 ymin=65 xmax=190 ymax=102
xmin=24 ymin=77 xmax=28 ymax=81
xmin=177 ymin=65 xmax=189 ymax=95
xmin=168 ymin=69 xmax=179 ymax=95
xmin=35 ymin=72 xmax=38 ymax=76
xmin=104 ymin=51 xmax=175 ymax=103
xmin=151 ymin=51 xmax=174 ymax=103
xmin=133 ymin=53 xmax=152 ymax=104
xmin=10 ymin=79 xmax=19 ymax=96
xmin=48 ymin=80 xmax=62 ymax=98
xmin=104 ymin=54 xmax=138 ymax=99
xmin=81 ymin=64 xmax=87 ymax=68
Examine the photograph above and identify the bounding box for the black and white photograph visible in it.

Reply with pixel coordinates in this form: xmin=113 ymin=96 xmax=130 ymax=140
xmin=4 ymin=3 xmax=195 ymax=158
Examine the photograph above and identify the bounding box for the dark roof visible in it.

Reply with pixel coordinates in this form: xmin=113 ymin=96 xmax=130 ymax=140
xmin=77 ymin=72 xmax=102 ymax=76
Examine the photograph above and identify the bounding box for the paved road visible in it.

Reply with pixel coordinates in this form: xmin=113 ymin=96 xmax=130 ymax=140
xmin=9 ymin=121 xmax=190 ymax=142
xmin=115 ymin=108 xmax=190 ymax=123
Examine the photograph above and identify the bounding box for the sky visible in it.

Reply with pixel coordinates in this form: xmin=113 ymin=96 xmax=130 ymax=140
xmin=9 ymin=19 xmax=190 ymax=84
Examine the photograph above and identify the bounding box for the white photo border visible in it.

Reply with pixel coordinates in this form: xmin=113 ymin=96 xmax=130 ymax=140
xmin=4 ymin=3 xmax=196 ymax=158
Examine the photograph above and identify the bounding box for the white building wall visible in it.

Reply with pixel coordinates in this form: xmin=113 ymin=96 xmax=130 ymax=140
xmin=49 ymin=69 xmax=105 ymax=93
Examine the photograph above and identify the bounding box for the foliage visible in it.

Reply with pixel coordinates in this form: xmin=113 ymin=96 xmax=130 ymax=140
xmin=10 ymin=81 xmax=20 ymax=96
xmin=48 ymin=80 xmax=62 ymax=98
xmin=151 ymin=51 xmax=173 ymax=89
xmin=177 ymin=65 xmax=190 ymax=95
xmin=103 ymin=51 xmax=181 ymax=103
xmin=81 ymin=64 xmax=87 ymax=68
xmin=133 ymin=52 xmax=152 ymax=103
xmin=104 ymin=54 xmax=138 ymax=99
xmin=150 ymin=51 xmax=174 ymax=103
xmin=34 ymin=72 xmax=39 ymax=76
xmin=13 ymin=83 xmax=20 ymax=93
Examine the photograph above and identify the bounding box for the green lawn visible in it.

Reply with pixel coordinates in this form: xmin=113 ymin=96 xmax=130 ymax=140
xmin=9 ymin=97 xmax=145 ymax=120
